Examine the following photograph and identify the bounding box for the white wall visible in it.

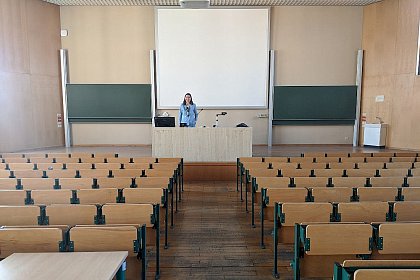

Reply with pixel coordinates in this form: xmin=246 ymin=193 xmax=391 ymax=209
xmin=271 ymin=6 xmax=363 ymax=144
xmin=60 ymin=6 xmax=155 ymax=145
xmin=71 ymin=123 xmax=152 ymax=145
xmin=61 ymin=6 xmax=363 ymax=146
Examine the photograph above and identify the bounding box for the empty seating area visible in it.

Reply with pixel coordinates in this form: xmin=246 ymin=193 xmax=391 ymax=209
xmin=3 ymin=150 xmax=420 ymax=279
xmin=0 ymin=152 xmax=183 ymax=280
xmin=237 ymin=152 xmax=420 ymax=279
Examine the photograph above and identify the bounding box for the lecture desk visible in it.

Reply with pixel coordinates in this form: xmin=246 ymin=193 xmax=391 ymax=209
xmin=0 ymin=251 xmax=128 ymax=280
xmin=152 ymin=127 xmax=252 ymax=162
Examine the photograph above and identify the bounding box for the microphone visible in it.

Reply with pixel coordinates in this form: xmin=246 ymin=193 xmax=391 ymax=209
xmin=198 ymin=109 xmax=204 ymax=115
xmin=216 ymin=112 xmax=227 ymax=116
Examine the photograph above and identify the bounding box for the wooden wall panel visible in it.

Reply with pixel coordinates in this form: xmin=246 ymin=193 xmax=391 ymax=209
xmin=374 ymin=0 xmax=399 ymax=76
xmin=0 ymin=74 xmax=63 ymax=151
xmin=362 ymin=1 xmax=399 ymax=77
xmin=0 ymin=0 xmax=63 ymax=152
xmin=410 ymin=79 xmax=420 ymax=148
xmin=389 ymin=74 xmax=414 ymax=147
xmin=361 ymin=75 xmax=394 ymax=125
xmin=395 ymin=0 xmax=420 ymax=74
xmin=26 ymin=0 xmax=61 ymax=76
xmin=30 ymin=75 xmax=64 ymax=147
xmin=184 ymin=163 xmax=236 ymax=182
xmin=0 ymin=0 xmax=30 ymax=73
xmin=362 ymin=0 xmax=420 ymax=150
xmin=0 ymin=73 xmax=32 ymax=151
xmin=361 ymin=5 xmax=378 ymax=77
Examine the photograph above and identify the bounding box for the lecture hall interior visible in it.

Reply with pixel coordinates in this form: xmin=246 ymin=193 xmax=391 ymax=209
xmin=1 ymin=0 xmax=420 ymax=279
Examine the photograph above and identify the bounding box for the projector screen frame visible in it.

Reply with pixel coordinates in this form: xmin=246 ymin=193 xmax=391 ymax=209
xmin=154 ymin=7 xmax=271 ymax=110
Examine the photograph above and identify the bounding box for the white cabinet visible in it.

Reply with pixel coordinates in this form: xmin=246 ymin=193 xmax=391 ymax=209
xmin=363 ymin=124 xmax=388 ymax=147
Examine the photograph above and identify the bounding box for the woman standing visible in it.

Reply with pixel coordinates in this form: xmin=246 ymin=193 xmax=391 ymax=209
xmin=179 ymin=93 xmax=198 ymax=127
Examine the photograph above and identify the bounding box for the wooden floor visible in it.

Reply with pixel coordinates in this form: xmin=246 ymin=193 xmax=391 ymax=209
xmin=159 ymin=181 xmax=291 ymax=280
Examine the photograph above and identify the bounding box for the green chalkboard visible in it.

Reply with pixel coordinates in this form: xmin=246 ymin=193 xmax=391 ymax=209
xmin=273 ymin=86 xmax=357 ymax=125
xmin=67 ymin=84 xmax=152 ymax=123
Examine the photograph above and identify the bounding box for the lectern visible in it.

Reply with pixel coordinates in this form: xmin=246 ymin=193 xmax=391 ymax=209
xmin=152 ymin=127 xmax=252 ymax=162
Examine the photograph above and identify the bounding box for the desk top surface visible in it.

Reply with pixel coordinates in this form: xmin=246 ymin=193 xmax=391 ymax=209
xmin=153 ymin=127 xmax=252 ymax=130
xmin=0 ymin=251 xmax=128 ymax=280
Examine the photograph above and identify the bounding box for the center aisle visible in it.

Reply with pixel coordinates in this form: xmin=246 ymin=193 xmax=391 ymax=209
xmin=158 ymin=181 xmax=293 ymax=279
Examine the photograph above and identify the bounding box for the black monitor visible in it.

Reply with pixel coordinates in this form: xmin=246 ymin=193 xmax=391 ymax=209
xmin=154 ymin=117 xmax=175 ymax=127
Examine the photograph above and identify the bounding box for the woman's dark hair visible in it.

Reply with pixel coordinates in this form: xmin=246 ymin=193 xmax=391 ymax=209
xmin=182 ymin=93 xmax=194 ymax=105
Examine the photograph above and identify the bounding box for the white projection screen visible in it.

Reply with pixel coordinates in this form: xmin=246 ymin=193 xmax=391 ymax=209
xmin=156 ymin=8 xmax=270 ymax=109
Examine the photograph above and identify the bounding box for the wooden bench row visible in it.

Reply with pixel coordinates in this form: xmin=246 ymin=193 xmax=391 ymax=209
xmin=2 ymin=151 xmax=417 ymax=159
xmin=254 ymin=176 xmax=419 ymax=190
xmin=264 ymin=201 xmax=420 ymax=262
xmin=0 ymin=187 xmax=173 ymax=237
xmin=239 ymin=156 xmax=419 ymax=164
xmin=0 ymin=152 xmax=121 ymax=158
xmin=239 ymin=153 xmax=420 ymax=163
xmin=247 ymin=176 xmax=419 ymax=226
xmin=0 ymin=204 xmax=165 ymax=251
xmin=0 ymin=203 xmax=157 ymax=228
xmin=269 ymin=201 xmax=420 ymax=243
xmin=0 ymin=187 xmax=167 ymax=205
xmin=238 ymin=157 xmax=419 ymax=190
xmin=242 ymin=161 xmax=418 ymax=171
xmin=248 ymin=167 xmax=418 ymax=179
xmin=334 ymin=260 xmax=420 ymax=280
xmin=0 ymin=156 xmax=182 ymax=164
xmin=0 ymin=166 xmax=184 ymax=200
xmin=0 ymin=168 xmax=177 ymax=179
xmin=0 ymin=174 xmax=181 ymax=202
xmin=261 ymin=186 xmax=420 ymax=205
xmin=0 ymin=154 xmax=182 ymax=279
xmin=237 ymin=161 xmax=419 ymax=196
xmin=0 ymin=176 xmax=180 ymax=226
xmin=281 ymin=222 xmax=420 ymax=279
xmin=1 ymin=202 xmax=167 ymax=263
xmin=257 ymin=186 xmax=420 ymax=235
xmin=0 ymin=225 xmax=150 ymax=279
xmin=0 ymin=177 xmax=172 ymax=190
xmin=300 ymin=152 xmax=419 ymax=157
xmin=0 ymin=162 xmax=177 ymax=171
xmin=256 ymin=186 xmax=420 ymax=244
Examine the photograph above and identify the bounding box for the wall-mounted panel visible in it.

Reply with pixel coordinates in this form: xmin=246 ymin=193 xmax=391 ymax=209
xmin=67 ymin=84 xmax=152 ymax=123
xmin=273 ymin=86 xmax=357 ymax=125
